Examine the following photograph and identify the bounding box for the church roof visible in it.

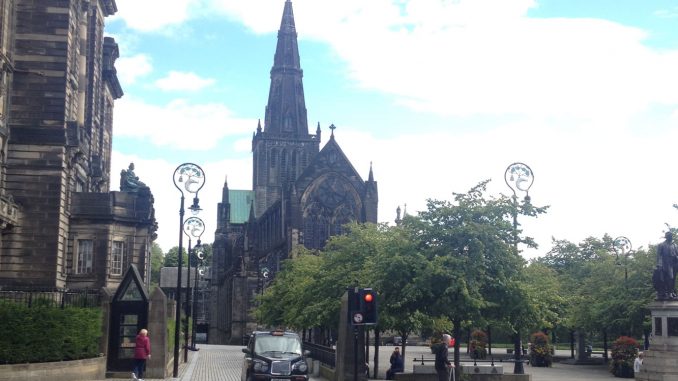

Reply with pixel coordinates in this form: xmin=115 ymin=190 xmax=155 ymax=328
xmin=229 ymin=190 xmax=255 ymax=224
xmin=295 ymin=132 xmax=368 ymax=194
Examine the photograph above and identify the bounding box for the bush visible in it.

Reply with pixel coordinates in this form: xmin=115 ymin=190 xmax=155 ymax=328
xmin=0 ymin=301 xmax=102 ymax=364
xmin=529 ymin=332 xmax=552 ymax=367
xmin=470 ymin=330 xmax=487 ymax=359
xmin=610 ymin=336 xmax=639 ymax=378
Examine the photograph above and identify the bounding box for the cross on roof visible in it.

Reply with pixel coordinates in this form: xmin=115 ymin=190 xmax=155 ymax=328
xmin=329 ymin=124 xmax=336 ymax=136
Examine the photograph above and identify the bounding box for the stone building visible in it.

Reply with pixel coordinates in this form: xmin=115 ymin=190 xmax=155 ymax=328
xmin=0 ymin=0 xmax=156 ymax=290
xmin=209 ymin=0 xmax=378 ymax=344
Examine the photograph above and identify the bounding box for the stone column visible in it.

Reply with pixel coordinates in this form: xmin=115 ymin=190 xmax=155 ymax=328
xmin=146 ymin=287 xmax=168 ymax=379
xmin=335 ymin=291 xmax=366 ymax=381
xmin=99 ymin=288 xmax=113 ymax=355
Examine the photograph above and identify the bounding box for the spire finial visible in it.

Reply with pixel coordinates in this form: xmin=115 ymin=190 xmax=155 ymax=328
xmin=329 ymin=123 xmax=336 ymax=137
xmin=257 ymin=119 xmax=262 ymax=133
xmin=368 ymin=161 xmax=374 ymax=182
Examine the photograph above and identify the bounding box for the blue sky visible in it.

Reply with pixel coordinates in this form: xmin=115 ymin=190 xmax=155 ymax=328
xmin=107 ymin=0 xmax=678 ymax=257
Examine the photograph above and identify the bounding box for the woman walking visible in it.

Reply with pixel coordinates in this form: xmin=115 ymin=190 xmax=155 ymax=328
xmin=132 ymin=328 xmax=151 ymax=381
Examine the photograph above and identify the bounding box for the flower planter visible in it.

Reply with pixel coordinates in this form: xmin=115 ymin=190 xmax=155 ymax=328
xmin=613 ymin=364 xmax=634 ymax=378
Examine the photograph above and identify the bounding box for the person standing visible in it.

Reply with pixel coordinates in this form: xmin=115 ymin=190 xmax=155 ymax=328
xmin=132 ymin=328 xmax=151 ymax=381
xmin=386 ymin=347 xmax=404 ymax=380
xmin=435 ymin=334 xmax=454 ymax=381
xmin=634 ymin=352 xmax=644 ymax=373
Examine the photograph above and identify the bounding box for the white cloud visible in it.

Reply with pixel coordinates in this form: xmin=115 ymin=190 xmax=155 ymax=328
xmin=114 ymin=119 xmax=678 ymax=259
xmin=111 ymin=151 xmax=252 ymax=252
xmin=114 ymin=97 xmax=255 ymax=150
xmin=203 ymin=0 xmax=678 ymax=122
xmin=331 ymin=120 xmax=678 ymax=260
xmin=111 ymin=0 xmax=198 ymax=32
xmin=154 ymin=71 xmax=216 ymax=92
xmin=115 ymin=54 xmax=152 ymax=87
xmin=654 ymin=7 xmax=678 ymax=19
xmin=105 ymin=0 xmax=678 ymax=260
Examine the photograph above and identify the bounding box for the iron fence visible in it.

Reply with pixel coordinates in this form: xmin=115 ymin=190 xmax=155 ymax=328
xmin=303 ymin=341 xmax=336 ymax=368
xmin=0 ymin=287 xmax=102 ymax=308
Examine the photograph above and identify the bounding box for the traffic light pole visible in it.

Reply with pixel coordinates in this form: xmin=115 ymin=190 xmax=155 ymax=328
xmin=353 ymin=326 xmax=359 ymax=381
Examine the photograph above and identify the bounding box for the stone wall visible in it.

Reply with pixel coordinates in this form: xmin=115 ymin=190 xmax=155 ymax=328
xmin=0 ymin=357 xmax=106 ymax=381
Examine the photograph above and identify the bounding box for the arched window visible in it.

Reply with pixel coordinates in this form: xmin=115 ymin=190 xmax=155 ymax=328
xmin=301 ymin=174 xmax=361 ymax=250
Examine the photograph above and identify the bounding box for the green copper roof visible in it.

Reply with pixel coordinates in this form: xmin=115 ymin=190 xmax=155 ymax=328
xmin=229 ymin=190 xmax=254 ymax=224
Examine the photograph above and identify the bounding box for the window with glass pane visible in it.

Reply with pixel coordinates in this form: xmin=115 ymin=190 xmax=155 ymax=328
xmin=111 ymin=241 xmax=124 ymax=275
xmin=77 ymin=239 xmax=93 ymax=274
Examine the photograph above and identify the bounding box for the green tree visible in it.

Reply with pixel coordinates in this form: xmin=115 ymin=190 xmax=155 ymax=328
xmin=536 ymin=235 xmax=655 ymax=345
xmin=522 ymin=262 xmax=566 ymax=333
xmin=191 ymin=242 xmax=212 ymax=267
xmin=404 ymin=180 xmax=547 ymax=366
xmin=163 ymin=246 xmax=188 ymax=267
xmin=256 ymin=249 xmax=325 ymax=329
xmin=150 ymin=242 xmax=164 ymax=286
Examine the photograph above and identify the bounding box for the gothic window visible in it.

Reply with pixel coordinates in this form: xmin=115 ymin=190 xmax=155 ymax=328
xmin=291 ymin=150 xmax=298 ymax=180
xmin=281 ymin=149 xmax=288 ymax=183
xmin=76 ymin=239 xmax=94 ymax=274
xmin=269 ymin=148 xmax=279 ymax=184
xmin=270 ymin=148 xmax=278 ymax=168
xmin=302 ymin=174 xmax=361 ymax=250
xmin=111 ymin=240 xmax=124 ymax=276
xmin=283 ymin=110 xmax=293 ymax=132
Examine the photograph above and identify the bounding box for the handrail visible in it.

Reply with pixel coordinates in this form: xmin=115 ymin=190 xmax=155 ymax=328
xmin=411 ymin=355 xmax=528 ymax=366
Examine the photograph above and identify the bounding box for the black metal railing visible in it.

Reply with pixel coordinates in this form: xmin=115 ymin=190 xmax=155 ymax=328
xmin=412 ymin=355 xmax=528 ymax=366
xmin=0 ymin=288 xmax=102 ymax=308
xmin=303 ymin=341 xmax=336 ymax=368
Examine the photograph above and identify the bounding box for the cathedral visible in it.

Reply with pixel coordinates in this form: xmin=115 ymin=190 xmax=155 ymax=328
xmin=209 ymin=0 xmax=378 ymax=344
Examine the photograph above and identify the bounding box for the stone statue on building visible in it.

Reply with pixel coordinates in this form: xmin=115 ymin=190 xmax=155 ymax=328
xmin=653 ymin=231 xmax=678 ymax=299
xmin=120 ymin=163 xmax=147 ymax=193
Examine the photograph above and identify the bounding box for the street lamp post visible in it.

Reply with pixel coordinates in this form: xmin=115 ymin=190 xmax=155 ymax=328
xmin=504 ymin=162 xmax=534 ymax=375
xmin=183 ymin=216 xmax=205 ymax=359
xmin=172 ymin=163 xmax=205 ymax=377
xmin=191 ymin=246 xmax=206 ymax=349
xmin=613 ymin=236 xmax=632 ymax=284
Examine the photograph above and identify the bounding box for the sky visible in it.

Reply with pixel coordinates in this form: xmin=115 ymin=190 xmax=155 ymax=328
xmin=106 ymin=0 xmax=678 ymax=259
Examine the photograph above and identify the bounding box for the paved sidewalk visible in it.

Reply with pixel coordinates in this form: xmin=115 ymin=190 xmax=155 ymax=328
xmin=90 ymin=344 xmax=615 ymax=381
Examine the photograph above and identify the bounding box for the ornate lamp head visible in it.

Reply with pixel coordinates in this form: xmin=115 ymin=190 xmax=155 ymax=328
xmin=173 ymin=162 xmax=206 ymax=198
xmin=612 ymin=236 xmax=632 ymax=261
xmin=183 ymin=216 xmax=205 ymax=241
xmin=505 ymin=162 xmax=534 ymax=201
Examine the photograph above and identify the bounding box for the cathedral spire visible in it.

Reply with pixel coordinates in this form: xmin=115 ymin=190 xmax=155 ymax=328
xmin=263 ymin=0 xmax=309 ymax=136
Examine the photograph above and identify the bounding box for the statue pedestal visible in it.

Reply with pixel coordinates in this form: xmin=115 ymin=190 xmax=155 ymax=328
xmin=636 ymin=300 xmax=678 ymax=381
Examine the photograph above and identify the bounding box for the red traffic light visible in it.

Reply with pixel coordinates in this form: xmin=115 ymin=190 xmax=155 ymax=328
xmin=364 ymin=293 xmax=374 ymax=303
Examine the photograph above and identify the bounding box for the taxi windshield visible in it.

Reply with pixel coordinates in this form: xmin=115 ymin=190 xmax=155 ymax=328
xmin=254 ymin=335 xmax=302 ymax=355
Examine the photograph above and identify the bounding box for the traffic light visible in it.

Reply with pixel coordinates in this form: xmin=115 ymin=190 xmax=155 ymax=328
xmin=347 ymin=287 xmax=378 ymax=326
xmin=359 ymin=288 xmax=378 ymax=325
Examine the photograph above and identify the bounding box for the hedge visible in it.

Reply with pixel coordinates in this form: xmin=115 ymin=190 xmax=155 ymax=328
xmin=0 ymin=301 xmax=102 ymax=364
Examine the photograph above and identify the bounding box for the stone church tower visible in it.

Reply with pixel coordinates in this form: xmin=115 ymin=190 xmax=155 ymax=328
xmin=0 ymin=0 xmax=157 ymax=290
xmin=209 ymin=0 xmax=378 ymax=344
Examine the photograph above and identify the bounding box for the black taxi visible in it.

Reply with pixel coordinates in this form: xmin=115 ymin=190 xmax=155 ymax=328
xmin=241 ymin=330 xmax=310 ymax=381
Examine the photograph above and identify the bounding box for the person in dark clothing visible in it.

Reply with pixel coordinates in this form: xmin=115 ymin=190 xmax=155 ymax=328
xmin=132 ymin=328 xmax=151 ymax=381
xmin=435 ymin=334 xmax=453 ymax=381
xmin=386 ymin=347 xmax=404 ymax=380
